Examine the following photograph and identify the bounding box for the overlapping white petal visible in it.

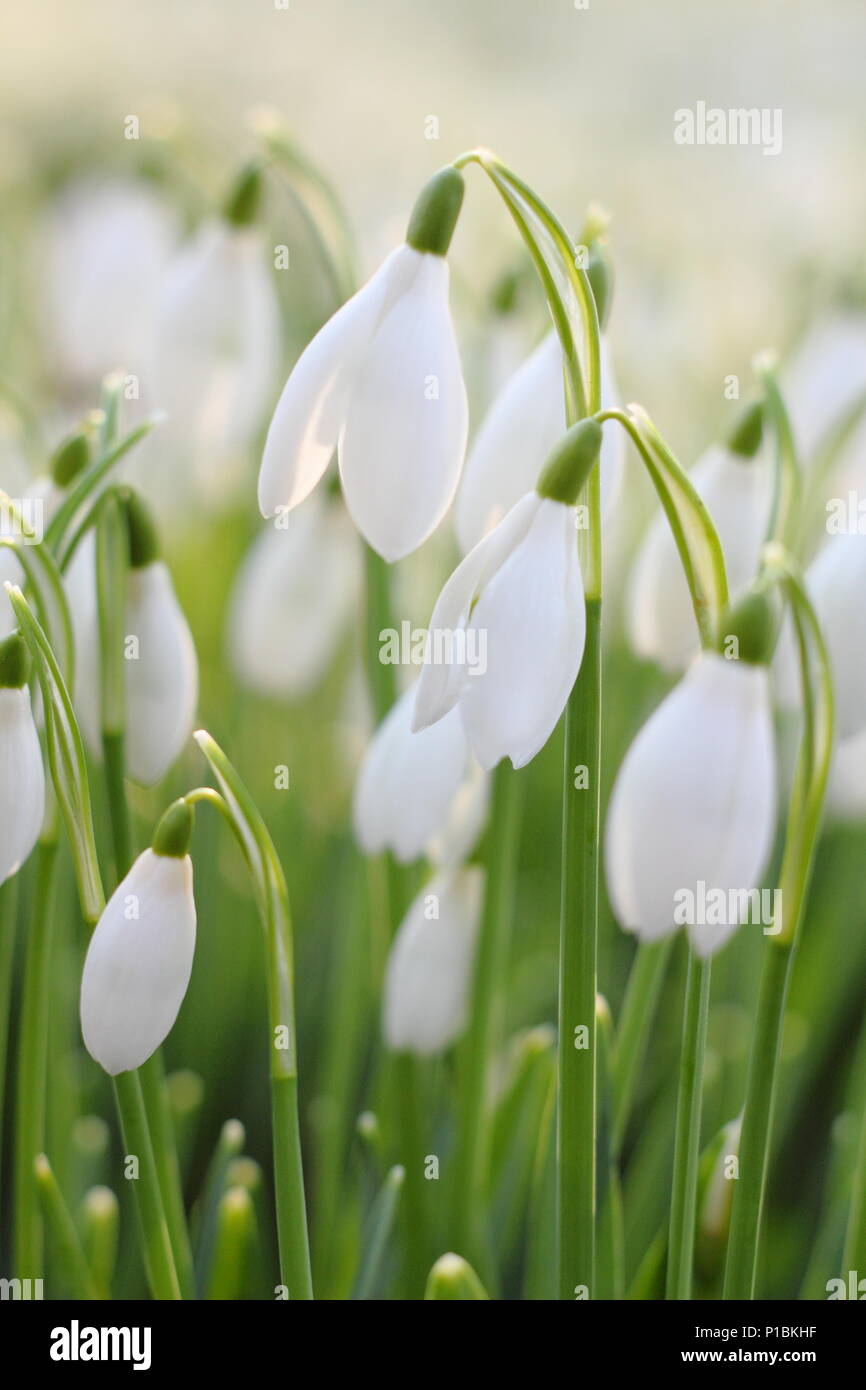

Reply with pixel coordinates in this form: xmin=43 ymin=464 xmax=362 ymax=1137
xmin=605 ymin=652 xmax=777 ymax=957
xmin=228 ymin=493 xmax=360 ymax=699
xmin=155 ymin=220 xmax=280 ymax=503
xmin=0 ymin=686 xmax=45 ymax=884
xmin=258 ymin=245 xmax=467 ymax=560
xmin=455 ymin=330 xmax=624 ymax=554
xmin=353 ymin=683 xmax=478 ymax=863
xmin=383 ymin=866 xmax=483 ymax=1056
xmin=627 ymin=446 xmax=772 ymax=673
xmin=415 ymin=493 xmax=585 ymax=770
xmin=76 ymin=561 xmax=198 ymax=785
xmin=80 ymin=849 xmax=196 ymax=1074
xmin=42 ymin=176 xmax=178 ymax=384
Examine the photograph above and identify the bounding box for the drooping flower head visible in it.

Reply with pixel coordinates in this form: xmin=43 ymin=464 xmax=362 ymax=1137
xmin=353 ymin=681 xmax=486 ymax=865
xmin=383 ymin=866 xmax=483 ymax=1057
xmin=76 ymin=491 xmax=198 ymax=785
xmin=606 ymin=592 xmax=778 ymax=957
xmin=80 ymin=799 xmax=197 ymax=1075
xmin=258 ymin=167 xmax=468 ymax=561
xmin=414 ymin=418 xmax=601 ymax=770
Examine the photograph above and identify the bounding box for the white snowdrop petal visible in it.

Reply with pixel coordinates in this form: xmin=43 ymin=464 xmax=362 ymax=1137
xmin=455 ymin=332 xmax=622 ymax=555
xmin=0 ymin=687 xmax=45 ymax=883
xmin=806 ymin=534 xmax=866 ymax=741
xmin=459 ymin=499 xmax=586 ymax=770
xmin=627 ymin=446 xmax=772 ymax=672
xmin=123 ymin=563 xmax=199 ymax=785
xmin=352 ymin=685 xmax=470 ymax=863
xmin=605 ymin=653 xmax=777 ymax=957
xmin=339 ymin=251 xmax=468 ymax=561
xmin=383 ymin=867 xmax=483 ymax=1056
xmin=427 ymin=760 xmax=490 ymax=868
xmin=229 ymin=495 xmax=360 ymax=698
xmin=80 ymin=851 xmax=196 ymax=1075
xmin=413 ymin=491 xmax=542 ymax=732
xmin=456 ymin=332 xmax=563 ymax=554
xmin=827 ymin=726 xmax=866 ymax=821
xmin=258 ymin=246 xmax=409 ymax=519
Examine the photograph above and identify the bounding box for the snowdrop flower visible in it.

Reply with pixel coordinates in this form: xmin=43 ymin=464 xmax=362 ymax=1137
xmin=76 ymin=494 xmax=198 ymax=785
xmin=42 ymin=175 xmax=178 ymax=386
xmin=414 ymin=419 xmax=601 ymax=770
xmin=627 ymin=404 xmax=771 ymax=673
xmin=80 ymin=800 xmax=196 ymax=1074
xmin=775 ymin=533 xmax=866 ymax=743
xmin=0 ymin=634 xmax=45 ymax=884
xmin=782 ymin=314 xmax=866 ymax=463
xmin=383 ymin=866 xmax=483 ymax=1056
xmin=228 ymin=491 xmax=360 ymax=699
xmin=154 ymin=164 xmax=280 ymax=503
xmin=455 ymin=330 xmax=624 ymax=553
xmin=606 ymin=598 xmax=778 ymax=958
xmin=353 ymin=682 xmax=485 ymax=864
xmin=258 ymin=167 xmax=468 ymax=561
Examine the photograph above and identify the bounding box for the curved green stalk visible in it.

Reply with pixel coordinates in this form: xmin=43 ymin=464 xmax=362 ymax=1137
xmin=612 ymin=939 xmax=674 ymax=1156
xmin=194 ymin=731 xmax=313 ymax=1300
xmin=453 ymin=760 xmax=523 ymax=1273
xmin=666 ymin=951 xmax=711 ymax=1299
xmin=724 ymin=552 xmax=833 ymax=1298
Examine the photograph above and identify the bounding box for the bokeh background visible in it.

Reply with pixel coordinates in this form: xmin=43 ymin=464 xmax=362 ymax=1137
xmin=2 ymin=0 xmax=866 ymax=1300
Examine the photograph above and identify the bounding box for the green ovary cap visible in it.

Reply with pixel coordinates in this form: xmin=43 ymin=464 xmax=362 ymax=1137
xmin=122 ymin=489 xmax=160 ymax=569
xmin=51 ymin=430 xmax=91 ymax=487
xmin=586 ymin=242 xmax=614 ymax=330
xmin=0 ymin=633 xmax=30 ymax=689
xmin=406 ymin=167 xmax=465 ymax=257
xmin=727 ymin=398 xmax=764 ymax=458
xmin=536 ymin=419 xmax=603 ymax=505
xmin=152 ymin=799 xmax=194 ymax=858
xmin=223 ymin=161 xmax=264 ymax=228
xmin=719 ymin=589 xmax=778 ymax=665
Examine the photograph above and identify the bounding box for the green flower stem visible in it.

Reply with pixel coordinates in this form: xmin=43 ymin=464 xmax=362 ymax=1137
xmin=138 ymin=1056 xmax=196 ymax=1300
xmin=363 ymin=545 xmax=398 ymax=723
xmin=13 ymin=835 xmax=59 ymax=1281
xmin=724 ymin=553 xmax=833 ymax=1299
xmin=35 ymin=1154 xmax=103 ymax=1299
xmin=558 ymin=597 xmax=601 ymax=1298
xmin=723 ymin=940 xmax=794 ymax=1298
xmin=113 ymin=1070 xmax=182 ymax=1300
xmin=666 ymin=950 xmax=711 ymax=1300
xmin=97 ymin=498 xmax=195 ymax=1300
xmin=843 ymin=1085 xmax=866 ymax=1278
xmin=0 ymin=878 xmax=18 ymax=1235
xmin=612 ymin=939 xmax=673 ymax=1156
xmin=193 ymin=732 xmax=313 ymax=1300
xmin=395 ymin=1052 xmax=430 ymax=1298
xmin=453 ymin=760 xmax=523 ymax=1268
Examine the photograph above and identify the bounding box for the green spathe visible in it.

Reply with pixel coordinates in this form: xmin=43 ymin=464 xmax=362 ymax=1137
xmin=0 ymin=632 xmax=30 ymax=689
xmin=720 ymin=589 xmax=777 ymax=665
xmin=152 ymin=799 xmax=194 ymax=859
xmin=406 ymin=167 xmax=465 ymax=257
xmin=51 ymin=430 xmax=91 ymax=488
xmin=121 ymin=489 xmax=160 ymax=569
xmin=586 ymin=241 xmax=613 ymax=330
xmin=536 ymin=419 xmax=603 ymax=505
xmin=223 ymin=162 xmax=264 ymax=228
xmin=727 ymin=398 xmax=764 ymax=459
